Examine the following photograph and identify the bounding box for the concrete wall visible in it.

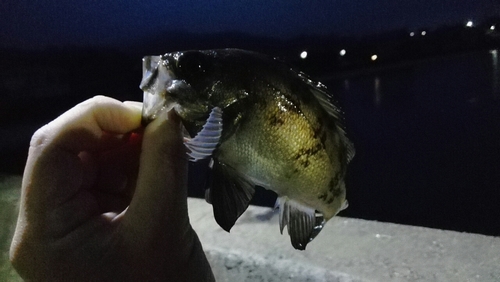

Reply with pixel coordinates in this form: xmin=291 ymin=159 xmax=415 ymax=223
xmin=1 ymin=175 xmax=499 ymax=281
xmin=188 ymin=198 xmax=500 ymax=281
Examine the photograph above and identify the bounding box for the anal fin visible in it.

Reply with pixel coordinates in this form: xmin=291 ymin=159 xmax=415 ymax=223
xmin=209 ymin=160 xmax=255 ymax=232
xmin=276 ymin=197 xmax=325 ymax=250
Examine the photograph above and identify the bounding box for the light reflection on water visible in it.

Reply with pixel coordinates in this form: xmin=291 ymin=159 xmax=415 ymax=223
xmin=373 ymin=76 xmax=381 ymax=107
xmin=343 ymin=79 xmax=350 ymax=91
xmin=491 ymin=49 xmax=499 ymax=98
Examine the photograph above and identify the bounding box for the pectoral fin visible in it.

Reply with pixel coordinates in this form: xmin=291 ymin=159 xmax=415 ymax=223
xmin=276 ymin=197 xmax=325 ymax=250
xmin=184 ymin=107 xmax=223 ymax=162
xmin=209 ymin=160 xmax=255 ymax=232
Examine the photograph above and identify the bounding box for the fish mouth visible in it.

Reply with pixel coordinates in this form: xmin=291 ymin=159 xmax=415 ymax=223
xmin=140 ymin=55 xmax=176 ymax=125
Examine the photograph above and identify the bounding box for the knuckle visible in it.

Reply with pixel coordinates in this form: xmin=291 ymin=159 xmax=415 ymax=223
xmin=29 ymin=125 xmax=51 ymax=148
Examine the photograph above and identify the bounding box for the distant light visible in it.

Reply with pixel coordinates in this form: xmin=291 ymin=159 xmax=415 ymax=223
xmin=371 ymin=54 xmax=378 ymax=61
xmin=300 ymin=51 xmax=308 ymax=59
xmin=491 ymin=25 xmax=496 ymax=31
xmin=339 ymin=49 xmax=346 ymax=56
xmin=466 ymin=20 xmax=473 ymax=28
xmin=421 ymin=31 xmax=427 ymax=36
xmin=409 ymin=32 xmax=415 ymax=37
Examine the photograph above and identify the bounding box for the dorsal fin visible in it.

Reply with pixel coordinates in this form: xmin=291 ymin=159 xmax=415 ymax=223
xmin=297 ymin=72 xmax=355 ymax=162
xmin=297 ymin=72 xmax=342 ymax=119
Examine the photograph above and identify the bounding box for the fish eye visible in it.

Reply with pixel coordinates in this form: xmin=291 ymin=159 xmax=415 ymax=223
xmin=176 ymin=51 xmax=210 ymax=78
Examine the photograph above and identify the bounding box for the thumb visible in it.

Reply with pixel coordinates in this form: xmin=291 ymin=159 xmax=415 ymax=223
xmin=121 ymin=109 xmax=190 ymax=241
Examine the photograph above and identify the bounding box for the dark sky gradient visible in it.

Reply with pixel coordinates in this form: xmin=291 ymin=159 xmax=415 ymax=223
xmin=1 ymin=0 xmax=498 ymax=50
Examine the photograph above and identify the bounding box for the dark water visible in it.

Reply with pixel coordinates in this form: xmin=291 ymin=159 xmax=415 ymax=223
xmin=321 ymin=50 xmax=500 ymax=235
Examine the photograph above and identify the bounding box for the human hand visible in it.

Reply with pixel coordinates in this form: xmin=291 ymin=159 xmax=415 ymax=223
xmin=9 ymin=96 xmax=214 ymax=281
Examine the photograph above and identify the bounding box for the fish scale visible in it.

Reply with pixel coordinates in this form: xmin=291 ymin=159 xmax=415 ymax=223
xmin=219 ymin=95 xmax=332 ymax=201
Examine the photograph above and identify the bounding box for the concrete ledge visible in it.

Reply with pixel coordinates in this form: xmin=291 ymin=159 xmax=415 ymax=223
xmin=0 ymin=176 xmax=22 ymax=281
xmin=188 ymin=198 xmax=500 ymax=282
xmin=2 ymin=174 xmax=499 ymax=281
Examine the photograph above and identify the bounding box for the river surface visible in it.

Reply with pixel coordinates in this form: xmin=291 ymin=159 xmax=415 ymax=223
xmin=321 ymin=50 xmax=500 ymax=235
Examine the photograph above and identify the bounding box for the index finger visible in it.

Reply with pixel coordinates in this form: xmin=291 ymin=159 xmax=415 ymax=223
xmin=32 ymin=96 xmax=142 ymax=153
xmin=21 ymin=96 xmax=142 ymax=216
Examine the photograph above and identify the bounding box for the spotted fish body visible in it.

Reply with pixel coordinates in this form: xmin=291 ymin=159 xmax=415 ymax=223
xmin=140 ymin=49 xmax=354 ymax=250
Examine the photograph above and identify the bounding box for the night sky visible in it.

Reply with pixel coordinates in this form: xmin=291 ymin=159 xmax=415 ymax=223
xmin=1 ymin=0 xmax=498 ymax=51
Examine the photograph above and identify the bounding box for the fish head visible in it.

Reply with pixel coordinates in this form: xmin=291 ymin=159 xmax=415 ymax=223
xmin=140 ymin=51 xmax=211 ymax=125
xmin=140 ymin=50 xmax=252 ymax=133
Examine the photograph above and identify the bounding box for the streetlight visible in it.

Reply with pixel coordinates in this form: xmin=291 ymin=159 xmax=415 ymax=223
xmin=371 ymin=54 xmax=378 ymax=61
xmin=410 ymin=32 xmax=415 ymax=37
xmin=300 ymin=51 xmax=308 ymax=59
xmin=466 ymin=20 xmax=473 ymax=28
xmin=491 ymin=25 xmax=496 ymax=31
xmin=421 ymin=31 xmax=427 ymax=36
xmin=339 ymin=49 xmax=346 ymax=56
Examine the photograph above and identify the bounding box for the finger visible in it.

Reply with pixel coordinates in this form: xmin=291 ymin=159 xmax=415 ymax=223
xmin=123 ymin=101 xmax=143 ymax=111
xmin=22 ymin=96 xmax=142 ymax=214
xmin=34 ymin=132 xmax=143 ymax=238
xmin=121 ymin=109 xmax=190 ymax=241
xmin=32 ymin=96 xmax=142 ymax=153
xmin=90 ymin=132 xmax=143 ymax=213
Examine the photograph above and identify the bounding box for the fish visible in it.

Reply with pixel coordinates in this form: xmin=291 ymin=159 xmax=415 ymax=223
xmin=140 ymin=49 xmax=354 ymax=250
